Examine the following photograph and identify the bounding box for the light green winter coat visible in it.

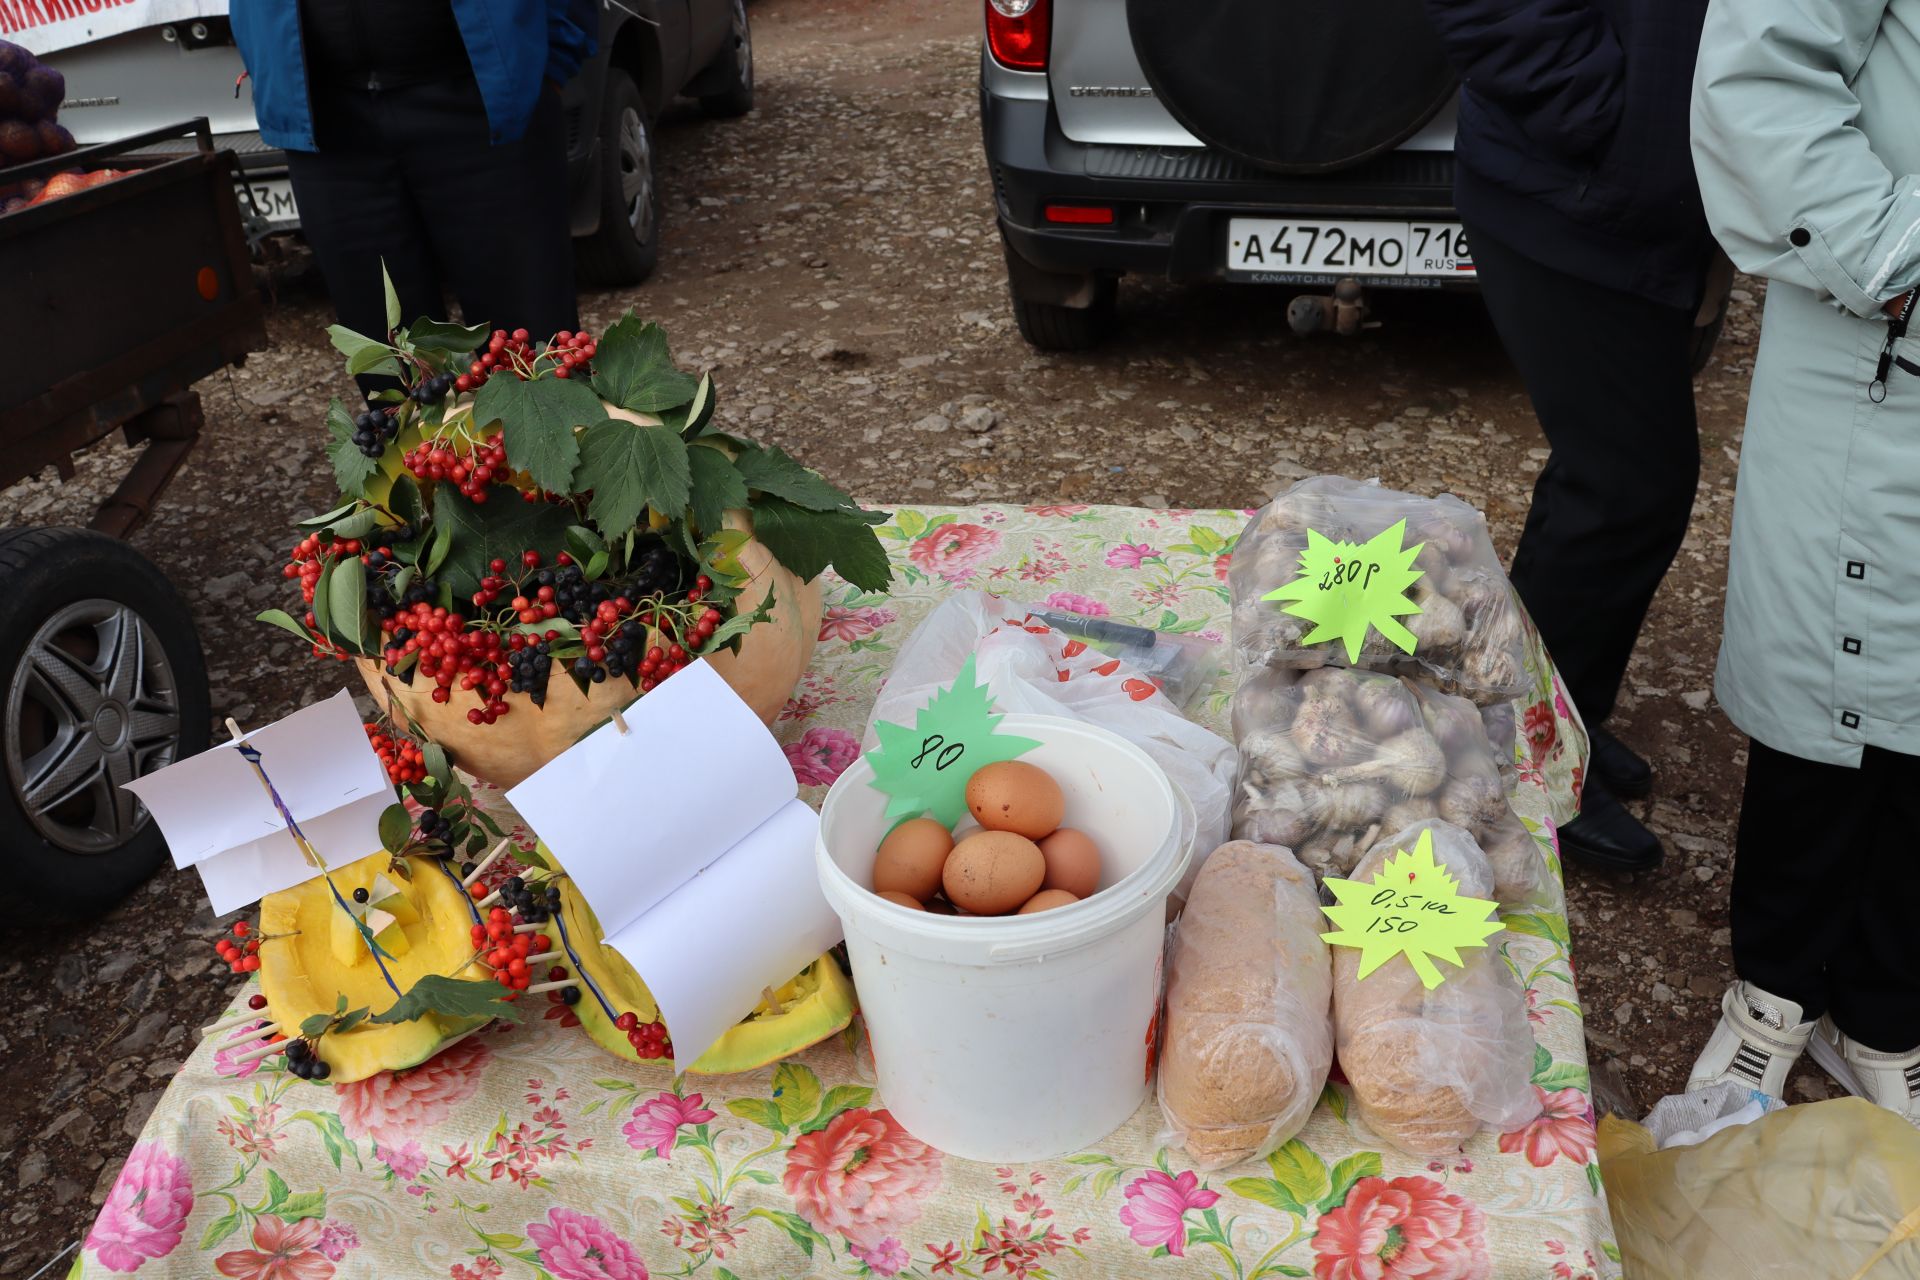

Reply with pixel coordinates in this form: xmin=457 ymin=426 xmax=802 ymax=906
xmin=1692 ymin=0 xmax=1920 ymax=766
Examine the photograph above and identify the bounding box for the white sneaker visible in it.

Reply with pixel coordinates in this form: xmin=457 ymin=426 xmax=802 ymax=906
xmin=1686 ymin=981 xmax=1815 ymax=1099
xmin=1807 ymin=1016 xmax=1920 ymax=1126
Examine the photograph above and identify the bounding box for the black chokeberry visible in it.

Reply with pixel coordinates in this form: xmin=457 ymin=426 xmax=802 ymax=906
xmin=562 ymin=985 xmax=581 ymax=1005
xmin=309 ymin=1059 xmax=331 ymax=1081
xmin=460 ymin=861 xmax=476 ymax=878
xmin=352 ymin=887 xmax=370 ymax=903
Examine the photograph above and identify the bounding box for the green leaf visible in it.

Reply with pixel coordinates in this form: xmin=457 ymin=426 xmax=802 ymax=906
xmin=749 ymin=496 xmax=893 ymax=591
xmin=379 ymin=804 xmax=412 ymax=854
xmin=590 ymin=315 xmax=699 ymax=412
xmin=584 ymin=550 xmax=609 ymax=581
xmin=733 ymin=445 xmax=856 ymax=512
xmin=291 ymin=1110 xmax=355 ymax=1169
xmin=1318 ymin=1152 xmax=1382 ymax=1212
xmin=325 ymin=398 xmax=378 ymax=498
xmin=725 ymin=1097 xmax=788 ymax=1134
xmin=328 ymin=324 xmax=401 ymax=378
xmin=1266 ymin=1139 xmax=1331 ymax=1208
xmin=423 ymin=742 xmax=451 ymax=788
xmin=256 ymin=608 xmax=317 ymax=646
xmin=277 ymin=1190 xmax=328 ymax=1222
xmin=1532 ymin=1042 xmax=1554 ymax=1080
xmin=387 ymin=473 xmax=423 ymax=532
xmin=426 ymin=519 xmax=453 ymax=576
xmin=664 ymin=372 xmax=717 ymax=438
xmin=771 ymin=1062 xmax=823 ymax=1128
xmin=390 ymin=564 xmax=417 ymax=604
xmin=480 ymin=1232 xmax=526 ymax=1250
xmin=407 ymin=316 xmax=488 ymax=355
xmin=565 ymin=524 xmax=607 ymax=565
xmin=473 ymin=374 xmax=603 ymax=494
xmin=300 ymin=1012 xmax=332 ymax=1038
xmin=199 ymin=1211 xmax=243 ymax=1250
xmin=1226 ymin=1177 xmax=1307 ymax=1217
xmin=381 ymin=262 xmax=401 ymax=332
xmin=574 ymin=417 xmax=691 ymax=534
xmin=431 ymin=485 xmax=575 ymax=600
xmin=318 ymin=506 xmax=385 ymax=542
xmin=1533 ymin=1062 xmax=1592 ymax=1093
xmin=299 ymin=500 xmax=360 ymax=530
xmin=1587 ymin=1161 xmax=1603 ymax=1197
xmin=264 ymin=1169 xmax=291 ymax=1209
xmin=1602 ymin=1241 xmax=1622 ymax=1263
xmin=804 ymin=1084 xmax=874 ymax=1132
xmin=326 ymin=554 xmax=368 ymax=653
xmin=1091 ymin=1167 xmax=1122 ymax=1200
xmin=865 ymin=654 xmax=1038 ymax=827
xmin=368 ymin=974 xmax=525 ymax=1027
xmin=687 ymin=444 xmax=749 ymax=534
xmin=747 ymin=1209 xmax=828 ymax=1259
xmin=310 ymin=558 xmax=336 ymax=646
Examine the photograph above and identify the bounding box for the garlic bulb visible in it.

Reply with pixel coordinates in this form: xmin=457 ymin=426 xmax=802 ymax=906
xmin=1323 ymin=729 xmax=1448 ymax=798
xmin=1352 ymin=676 xmax=1421 ymax=738
xmin=1407 ymin=590 xmax=1467 ymax=651
xmin=1292 ymin=693 xmax=1365 ymax=768
xmin=1437 ymin=774 xmax=1508 ymax=835
xmin=1323 ymin=781 xmax=1390 ymax=831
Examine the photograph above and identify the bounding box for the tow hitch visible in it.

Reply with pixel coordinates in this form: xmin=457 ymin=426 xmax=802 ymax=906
xmin=1286 ymin=277 xmax=1376 ymax=337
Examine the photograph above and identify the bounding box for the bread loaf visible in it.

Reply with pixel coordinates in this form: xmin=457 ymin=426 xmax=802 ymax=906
xmin=1159 ymin=841 xmax=1334 ymax=1169
xmin=1332 ymin=820 xmax=1542 ymax=1157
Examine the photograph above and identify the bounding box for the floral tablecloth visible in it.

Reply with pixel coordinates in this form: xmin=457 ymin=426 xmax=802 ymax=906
xmin=78 ymin=505 xmax=1614 ymax=1280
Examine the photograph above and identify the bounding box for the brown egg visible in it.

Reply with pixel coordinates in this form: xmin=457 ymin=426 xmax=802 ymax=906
xmin=966 ymin=761 xmax=1065 ymax=840
xmin=1038 ymin=827 xmax=1103 ymax=898
xmin=943 ymin=830 xmax=1046 ymax=915
xmin=876 ymin=890 xmax=924 ymax=910
xmin=1018 ymin=889 xmax=1080 ymax=914
xmin=923 ymin=896 xmax=957 ymax=915
xmin=872 ymin=818 xmax=953 ymax=901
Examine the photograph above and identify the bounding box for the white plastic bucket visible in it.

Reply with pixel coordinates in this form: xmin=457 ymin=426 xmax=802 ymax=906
xmin=816 ymin=713 xmax=1190 ymax=1161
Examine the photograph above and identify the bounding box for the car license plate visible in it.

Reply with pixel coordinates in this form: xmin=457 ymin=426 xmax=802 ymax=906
xmin=1226 ymin=219 xmax=1475 ymax=278
xmin=242 ymin=178 xmax=299 ymax=226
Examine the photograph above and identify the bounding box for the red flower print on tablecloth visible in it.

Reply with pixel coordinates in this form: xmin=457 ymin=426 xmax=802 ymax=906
xmin=1118 ymin=1169 xmax=1219 ymax=1257
xmin=785 ymin=726 xmax=861 ymax=786
xmin=623 ymin=1091 xmax=715 ymax=1158
xmin=217 ymin=1100 xmax=283 ymax=1159
xmin=1522 ymin=702 xmax=1558 ymax=766
xmin=335 ymin=1038 xmax=489 ymax=1147
xmin=1312 ymin=1175 xmax=1490 ymax=1280
xmin=1042 ymin=590 xmax=1108 ymax=616
xmin=214 ymin=1216 xmax=335 ymax=1280
xmin=1214 ymin=552 xmax=1232 ymax=581
xmin=527 ymin=1207 xmax=650 ymax=1280
xmin=1024 ymin=504 xmax=1090 ymax=517
xmin=819 ymin=605 xmax=897 ymax=643
xmin=926 ymin=1242 xmax=964 ymax=1275
xmin=1105 ymin=543 xmax=1162 ymax=569
xmin=85 ymin=1141 xmax=192 ymax=1273
xmin=1525 ymin=989 xmax=1547 ymax=1024
xmin=450 ymin=1260 xmax=504 ymax=1280
xmin=1498 ymin=1087 xmax=1597 ymax=1168
xmin=908 ymin=524 xmax=1002 ymax=582
xmin=782 ymin=1107 xmax=943 ymax=1247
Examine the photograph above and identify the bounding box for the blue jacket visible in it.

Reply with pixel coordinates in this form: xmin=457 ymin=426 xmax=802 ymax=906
xmin=1423 ymin=0 xmax=1713 ymax=308
xmin=231 ymin=0 xmax=597 ymax=151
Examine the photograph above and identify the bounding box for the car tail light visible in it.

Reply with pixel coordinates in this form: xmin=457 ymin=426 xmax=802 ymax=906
xmin=1044 ymin=204 xmax=1114 ymax=225
xmin=986 ymin=0 xmax=1050 ymax=71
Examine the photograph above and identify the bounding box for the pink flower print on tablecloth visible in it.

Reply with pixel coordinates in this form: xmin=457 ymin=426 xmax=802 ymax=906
xmin=527 ymin=1207 xmax=650 ymax=1280
xmin=314 ymin=1222 xmax=360 ymax=1263
xmin=1498 ymin=1087 xmax=1598 ymax=1168
xmin=819 ymin=605 xmax=897 ymax=643
xmin=849 ymin=1237 xmax=910 ymax=1276
xmin=213 ymin=1216 xmax=336 ymax=1280
xmin=1041 ymin=591 xmax=1109 ymax=617
xmin=908 ymin=524 xmax=1002 ymax=582
xmin=1118 ymin=1169 xmax=1219 ymax=1257
xmin=335 ymin=1037 xmax=490 ymax=1147
xmin=782 ymin=1107 xmax=943 ymax=1248
xmin=377 ymin=1141 xmax=429 ymax=1181
xmin=1523 ymin=701 xmax=1558 ymax=766
xmin=1104 ymin=543 xmax=1162 ymax=569
xmin=1311 ymin=1175 xmax=1490 ymax=1280
xmin=623 ymin=1091 xmax=716 ymax=1158
xmin=86 ymin=1141 xmax=193 ymax=1273
xmin=785 ymin=726 xmax=860 ymax=786
xmin=213 ymin=1023 xmax=274 ymax=1078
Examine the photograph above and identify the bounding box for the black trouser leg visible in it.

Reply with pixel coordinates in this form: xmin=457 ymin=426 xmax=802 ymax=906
xmin=1465 ymin=228 xmax=1701 ymax=723
xmin=1732 ymin=741 xmax=1920 ymax=1051
xmin=287 ymin=140 xmax=444 ymax=346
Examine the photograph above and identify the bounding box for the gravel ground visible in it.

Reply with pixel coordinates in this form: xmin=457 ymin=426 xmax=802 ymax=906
xmin=0 ymin=1 xmax=1815 ymax=1271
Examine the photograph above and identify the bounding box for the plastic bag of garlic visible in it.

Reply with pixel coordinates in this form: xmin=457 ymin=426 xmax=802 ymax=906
xmin=1228 ymin=476 xmax=1528 ymax=706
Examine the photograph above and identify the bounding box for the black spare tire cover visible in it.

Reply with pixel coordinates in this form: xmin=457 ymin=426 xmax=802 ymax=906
xmin=1126 ymin=0 xmax=1457 ymax=174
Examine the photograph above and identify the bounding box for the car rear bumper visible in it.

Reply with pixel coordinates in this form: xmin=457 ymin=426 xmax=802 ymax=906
xmin=981 ymin=81 xmax=1466 ymax=287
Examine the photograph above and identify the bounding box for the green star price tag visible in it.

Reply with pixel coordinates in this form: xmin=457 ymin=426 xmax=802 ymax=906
xmin=1260 ymin=519 xmax=1425 ymax=663
xmin=1320 ymin=829 xmax=1503 ymax=989
xmin=864 ymin=656 xmax=1041 ymax=828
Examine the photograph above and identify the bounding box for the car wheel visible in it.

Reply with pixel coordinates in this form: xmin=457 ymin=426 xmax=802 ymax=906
xmin=0 ymin=528 xmax=209 ymax=911
xmin=576 ymin=70 xmax=661 ymax=286
xmin=700 ymin=0 xmax=755 ymax=119
xmin=1011 ymin=278 xmax=1118 ymax=352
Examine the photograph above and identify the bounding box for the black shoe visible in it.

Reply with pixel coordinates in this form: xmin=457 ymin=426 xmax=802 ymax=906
xmin=1589 ymin=726 xmax=1653 ymax=799
xmin=1560 ymin=781 xmax=1664 ymax=873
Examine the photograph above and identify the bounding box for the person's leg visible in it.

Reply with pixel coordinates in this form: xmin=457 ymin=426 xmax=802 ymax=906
xmin=1824 ymin=747 xmax=1920 ymax=1053
xmin=389 ymin=78 xmax=579 ymax=340
xmin=1465 ymin=229 xmax=1700 ymax=724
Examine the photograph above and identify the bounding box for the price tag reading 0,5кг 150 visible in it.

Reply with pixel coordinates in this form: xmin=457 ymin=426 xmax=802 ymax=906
xmin=1260 ymin=518 xmax=1426 ymax=663
xmin=862 ymin=656 xmax=1040 ymax=828
xmin=1319 ymin=829 xmax=1503 ymax=989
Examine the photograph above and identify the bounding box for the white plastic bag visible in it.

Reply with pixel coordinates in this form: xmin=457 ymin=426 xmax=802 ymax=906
xmin=1230 ymin=476 xmax=1528 ymax=705
xmin=864 ymin=594 xmax=1236 ymax=905
xmin=1331 ymin=820 xmax=1543 ymax=1157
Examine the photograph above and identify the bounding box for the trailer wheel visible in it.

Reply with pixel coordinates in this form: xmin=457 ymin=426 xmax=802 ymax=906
xmin=0 ymin=528 xmax=209 ymax=911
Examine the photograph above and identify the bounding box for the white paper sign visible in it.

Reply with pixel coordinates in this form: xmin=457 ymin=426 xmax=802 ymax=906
xmin=507 ymin=661 xmax=843 ymax=1071
xmin=125 ymin=689 xmax=390 ymax=914
xmin=3 ymin=1 xmax=231 ymax=57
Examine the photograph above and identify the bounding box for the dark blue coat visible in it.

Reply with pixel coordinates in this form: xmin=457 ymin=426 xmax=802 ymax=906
xmin=232 ymin=0 xmax=597 ymax=152
xmin=1423 ymin=0 xmax=1713 ymax=308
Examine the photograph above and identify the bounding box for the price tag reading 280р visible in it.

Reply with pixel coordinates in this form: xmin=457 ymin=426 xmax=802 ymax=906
xmin=862 ymin=656 xmax=1040 ymax=828
xmin=1319 ymin=829 xmax=1503 ymax=989
xmin=1261 ymin=519 xmax=1426 ymax=663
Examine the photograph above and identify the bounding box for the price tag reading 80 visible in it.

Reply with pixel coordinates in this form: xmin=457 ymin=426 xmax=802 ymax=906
xmin=1318 ymin=829 xmax=1503 ymax=989
xmin=863 ymin=656 xmax=1040 ymax=828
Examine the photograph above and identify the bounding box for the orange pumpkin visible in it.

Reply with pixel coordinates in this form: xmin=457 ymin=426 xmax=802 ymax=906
xmin=355 ymin=404 xmax=823 ymax=790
